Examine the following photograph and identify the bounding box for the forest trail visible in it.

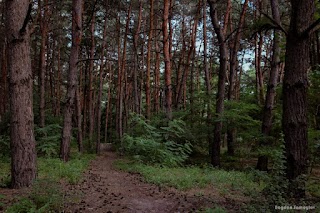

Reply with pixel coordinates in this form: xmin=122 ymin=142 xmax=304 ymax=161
xmin=64 ymin=150 xmax=237 ymax=213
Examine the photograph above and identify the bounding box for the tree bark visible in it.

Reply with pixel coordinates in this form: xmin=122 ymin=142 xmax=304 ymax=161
xmin=88 ymin=14 xmax=96 ymax=143
xmin=5 ymin=0 xmax=37 ymax=188
xmin=256 ymin=0 xmax=281 ymax=171
xmin=96 ymin=15 xmax=108 ymax=155
xmin=163 ymin=0 xmax=173 ymax=120
xmin=116 ymin=4 xmax=131 ymax=138
xmin=60 ymin=0 xmax=83 ymax=162
xmin=208 ymin=0 xmax=228 ymax=167
xmin=283 ymin=0 xmax=315 ymax=198
xmin=0 ymin=40 xmax=7 ymax=121
xmin=145 ymin=0 xmax=153 ymax=118
xmin=203 ymin=0 xmax=213 ymax=156
xmin=38 ymin=0 xmax=48 ymax=128
xmin=226 ymin=0 xmax=249 ymax=156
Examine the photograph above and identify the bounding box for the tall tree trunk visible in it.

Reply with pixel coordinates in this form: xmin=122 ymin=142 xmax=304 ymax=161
xmin=133 ymin=1 xmax=143 ymax=115
xmin=208 ymin=0 xmax=228 ymax=167
xmin=0 ymin=40 xmax=7 ymax=120
xmin=226 ymin=0 xmax=249 ymax=156
xmin=96 ymin=15 xmax=108 ymax=155
xmin=6 ymin=0 xmax=37 ymax=188
xmin=104 ymin=64 xmax=113 ymax=144
xmin=283 ymin=0 xmax=315 ymax=198
xmin=60 ymin=0 xmax=83 ymax=162
xmin=38 ymin=0 xmax=48 ymax=128
xmin=163 ymin=0 xmax=173 ymax=120
xmin=256 ymin=0 xmax=281 ymax=171
xmin=88 ymin=14 xmax=96 ymax=143
xmin=55 ymin=38 xmax=62 ymax=116
xmin=145 ymin=0 xmax=153 ymax=118
xmin=76 ymin=87 xmax=83 ymax=153
xmin=116 ymin=4 xmax=131 ymax=138
xmin=203 ymin=0 xmax=213 ymax=156
xmin=154 ymin=22 xmax=161 ymax=113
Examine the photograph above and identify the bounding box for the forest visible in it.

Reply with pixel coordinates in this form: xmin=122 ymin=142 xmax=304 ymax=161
xmin=0 ymin=0 xmax=320 ymax=212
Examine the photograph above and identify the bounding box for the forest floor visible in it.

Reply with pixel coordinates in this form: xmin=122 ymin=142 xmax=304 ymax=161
xmin=63 ymin=150 xmax=245 ymax=213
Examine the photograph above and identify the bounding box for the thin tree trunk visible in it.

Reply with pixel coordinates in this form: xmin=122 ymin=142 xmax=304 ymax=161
xmin=163 ymin=0 xmax=173 ymax=120
xmin=104 ymin=63 xmax=113 ymax=144
xmin=38 ymin=0 xmax=48 ymax=128
xmin=226 ymin=0 xmax=249 ymax=156
xmin=6 ymin=0 xmax=37 ymax=188
xmin=145 ymin=0 xmax=153 ymax=118
xmin=56 ymin=38 xmax=62 ymax=116
xmin=154 ymin=24 xmax=161 ymax=113
xmin=117 ymin=4 xmax=131 ymax=138
xmin=88 ymin=14 xmax=96 ymax=143
xmin=96 ymin=15 xmax=108 ymax=155
xmin=133 ymin=1 xmax=143 ymax=115
xmin=208 ymin=0 xmax=228 ymax=167
xmin=256 ymin=0 xmax=281 ymax=171
xmin=203 ymin=0 xmax=213 ymax=156
xmin=76 ymin=87 xmax=83 ymax=153
xmin=60 ymin=0 xmax=83 ymax=162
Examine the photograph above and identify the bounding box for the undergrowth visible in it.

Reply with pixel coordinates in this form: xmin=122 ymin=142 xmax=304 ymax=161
xmin=1 ymin=153 xmax=95 ymax=213
xmin=114 ymin=159 xmax=265 ymax=195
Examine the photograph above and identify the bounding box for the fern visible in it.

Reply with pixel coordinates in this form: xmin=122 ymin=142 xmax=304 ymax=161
xmin=35 ymin=124 xmax=62 ymax=157
xmin=122 ymin=114 xmax=193 ymax=167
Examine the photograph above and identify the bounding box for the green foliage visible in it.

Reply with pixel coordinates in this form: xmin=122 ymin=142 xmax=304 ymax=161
xmin=222 ymin=100 xmax=261 ymax=143
xmin=35 ymin=124 xmax=62 ymax=157
xmin=122 ymin=114 xmax=193 ymax=167
xmin=200 ymin=207 xmax=227 ymax=213
xmin=261 ymin=141 xmax=289 ymax=208
xmin=114 ymin=159 xmax=264 ymax=195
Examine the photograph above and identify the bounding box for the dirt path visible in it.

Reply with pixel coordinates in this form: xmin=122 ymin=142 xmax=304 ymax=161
xmin=64 ymin=151 xmax=238 ymax=213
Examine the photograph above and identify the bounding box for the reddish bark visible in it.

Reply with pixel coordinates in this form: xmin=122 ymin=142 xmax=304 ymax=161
xmin=163 ymin=0 xmax=173 ymax=120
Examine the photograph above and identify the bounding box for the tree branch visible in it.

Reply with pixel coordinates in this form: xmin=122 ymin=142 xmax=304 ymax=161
xmin=302 ymin=18 xmax=320 ymax=37
xmin=19 ymin=3 xmax=32 ymax=35
xmin=261 ymin=12 xmax=287 ymax=36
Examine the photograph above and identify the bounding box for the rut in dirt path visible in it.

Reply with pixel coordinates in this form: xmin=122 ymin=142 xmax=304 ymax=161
xmin=64 ymin=151 xmax=221 ymax=213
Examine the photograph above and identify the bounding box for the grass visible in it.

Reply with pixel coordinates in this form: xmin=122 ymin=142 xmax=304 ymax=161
xmin=114 ymin=159 xmax=265 ymax=196
xmin=38 ymin=154 xmax=95 ymax=184
xmin=1 ymin=153 xmax=95 ymax=213
xmin=200 ymin=207 xmax=228 ymax=213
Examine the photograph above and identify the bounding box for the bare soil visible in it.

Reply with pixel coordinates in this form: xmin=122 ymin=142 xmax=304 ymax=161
xmin=63 ymin=151 xmax=244 ymax=213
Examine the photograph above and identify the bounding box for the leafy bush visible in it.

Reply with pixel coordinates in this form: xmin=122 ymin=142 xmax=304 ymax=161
xmin=260 ymin=142 xmax=289 ymax=208
xmin=122 ymin=114 xmax=193 ymax=167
